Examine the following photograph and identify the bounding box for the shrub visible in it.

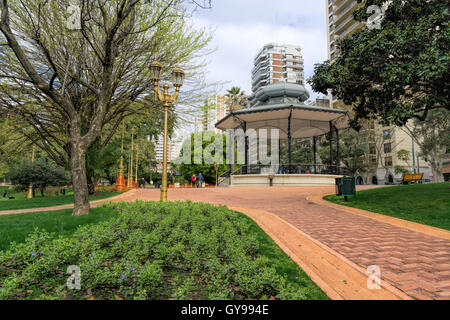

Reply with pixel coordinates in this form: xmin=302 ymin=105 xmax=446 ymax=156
xmin=7 ymin=159 xmax=70 ymax=197
xmin=0 ymin=201 xmax=307 ymax=300
xmin=95 ymin=186 xmax=116 ymax=193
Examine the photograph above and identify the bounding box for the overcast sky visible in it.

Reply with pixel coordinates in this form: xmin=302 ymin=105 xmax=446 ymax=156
xmin=191 ymin=0 xmax=329 ymax=100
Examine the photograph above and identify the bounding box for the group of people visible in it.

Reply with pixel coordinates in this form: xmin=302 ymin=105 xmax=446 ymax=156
xmin=191 ymin=173 xmax=205 ymax=188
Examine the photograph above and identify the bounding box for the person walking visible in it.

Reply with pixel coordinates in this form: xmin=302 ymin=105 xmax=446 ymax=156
xmin=198 ymin=173 xmax=205 ymax=188
xmin=191 ymin=174 xmax=197 ymax=188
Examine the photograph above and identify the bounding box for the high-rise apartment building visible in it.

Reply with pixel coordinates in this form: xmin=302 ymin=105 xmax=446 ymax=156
xmin=325 ymin=0 xmax=433 ymax=184
xmin=154 ymin=135 xmax=182 ymax=168
xmin=326 ymin=0 xmax=364 ymax=63
xmin=195 ymin=95 xmax=230 ymax=133
xmin=251 ymin=43 xmax=304 ymax=95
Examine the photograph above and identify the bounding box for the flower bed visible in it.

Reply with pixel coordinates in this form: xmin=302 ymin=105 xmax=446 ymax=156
xmin=0 ymin=201 xmax=319 ymax=300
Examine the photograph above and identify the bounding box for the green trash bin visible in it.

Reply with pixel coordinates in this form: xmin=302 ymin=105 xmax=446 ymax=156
xmin=342 ymin=177 xmax=356 ymax=201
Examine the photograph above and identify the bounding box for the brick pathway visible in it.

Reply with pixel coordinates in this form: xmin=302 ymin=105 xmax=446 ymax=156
xmin=2 ymin=186 xmax=449 ymax=299
xmin=124 ymin=187 xmax=450 ymax=300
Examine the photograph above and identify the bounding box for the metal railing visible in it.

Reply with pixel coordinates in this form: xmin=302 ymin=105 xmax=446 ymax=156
xmin=236 ymin=163 xmax=352 ymax=176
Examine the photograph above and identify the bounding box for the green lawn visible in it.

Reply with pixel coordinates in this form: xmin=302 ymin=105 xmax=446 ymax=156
xmin=0 ymin=186 xmax=121 ymax=211
xmin=0 ymin=207 xmax=118 ymax=251
xmin=324 ymin=183 xmax=450 ymax=230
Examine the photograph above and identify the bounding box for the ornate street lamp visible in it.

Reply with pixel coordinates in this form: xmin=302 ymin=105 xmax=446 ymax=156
xmin=27 ymin=146 xmax=35 ymax=199
xmin=115 ymin=120 xmax=126 ymax=191
xmin=128 ymin=128 xmax=135 ymax=188
xmin=135 ymin=146 xmax=139 ymax=187
xmin=150 ymin=60 xmax=184 ymax=201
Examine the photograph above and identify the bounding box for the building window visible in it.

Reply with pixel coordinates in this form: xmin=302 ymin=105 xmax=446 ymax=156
xmin=370 ymin=155 xmax=377 ymax=167
xmin=369 ymin=144 xmax=376 ymax=155
xmin=383 ymin=129 xmax=391 ymax=140
xmin=385 ymin=156 xmax=393 ymax=167
xmin=384 ymin=143 xmax=391 ymax=154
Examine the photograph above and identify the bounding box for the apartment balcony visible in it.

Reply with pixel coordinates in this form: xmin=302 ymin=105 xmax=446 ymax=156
xmin=283 ymin=57 xmax=304 ymax=64
xmin=252 ymin=63 xmax=269 ymax=76
xmin=334 ymin=14 xmax=355 ymax=35
xmin=251 ymin=80 xmax=268 ymax=93
xmin=283 ymin=64 xmax=304 ymax=71
xmin=254 ymin=52 xmax=267 ymax=65
xmin=251 ymin=73 xmax=268 ymax=86
xmin=333 ymin=0 xmax=352 ymax=12
xmin=340 ymin=21 xmax=363 ymax=38
xmin=334 ymin=0 xmax=357 ymax=24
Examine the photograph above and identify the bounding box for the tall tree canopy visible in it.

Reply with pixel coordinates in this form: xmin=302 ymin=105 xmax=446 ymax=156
xmin=0 ymin=0 xmax=212 ymax=215
xmin=309 ymin=0 xmax=449 ymax=127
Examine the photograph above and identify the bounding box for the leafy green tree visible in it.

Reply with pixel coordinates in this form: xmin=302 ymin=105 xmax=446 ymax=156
xmin=0 ymin=0 xmax=212 ymax=215
xmin=337 ymin=129 xmax=372 ymax=176
xmin=396 ymin=149 xmax=412 ymax=173
xmin=175 ymin=131 xmax=228 ymax=185
xmin=309 ymin=0 xmax=449 ymax=127
xmin=402 ymin=109 xmax=450 ymax=182
xmin=8 ymin=159 xmax=69 ymax=197
xmin=85 ymin=103 xmax=166 ymax=192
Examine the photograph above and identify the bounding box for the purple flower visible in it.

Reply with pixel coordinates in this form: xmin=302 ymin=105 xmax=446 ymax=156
xmin=130 ymin=266 xmax=136 ymax=272
xmin=118 ymin=230 xmax=122 ymax=235
xmin=31 ymin=252 xmax=37 ymax=257
xmin=39 ymin=251 xmax=43 ymax=256
xmin=120 ymin=273 xmax=126 ymax=279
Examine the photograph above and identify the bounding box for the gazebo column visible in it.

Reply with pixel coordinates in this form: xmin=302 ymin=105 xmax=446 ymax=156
xmin=329 ymin=121 xmax=334 ymax=174
xmin=313 ymin=136 xmax=317 ymax=174
xmin=278 ymin=138 xmax=281 ymax=172
xmin=242 ymin=121 xmax=248 ymax=174
xmin=336 ymin=126 xmax=341 ymax=175
xmin=288 ymin=111 xmax=292 ymax=173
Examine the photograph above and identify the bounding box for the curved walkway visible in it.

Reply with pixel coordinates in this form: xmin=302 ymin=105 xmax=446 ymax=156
xmin=2 ymin=186 xmax=449 ymax=300
xmin=0 ymin=191 xmax=138 ymax=216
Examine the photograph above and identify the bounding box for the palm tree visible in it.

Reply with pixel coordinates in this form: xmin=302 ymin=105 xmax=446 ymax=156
xmin=225 ymin=87 xmax=248 ymax=112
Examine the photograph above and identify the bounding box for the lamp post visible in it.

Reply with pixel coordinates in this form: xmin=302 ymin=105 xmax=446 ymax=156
xmin=149 ymin=60 xmax=184 ymax=201
xmin=115 ymin=120 xmax=126 ymax=191
xmin=135 ymin=146 xmax=139 ymax=187
xmin=128 ymin=128 xmax=135 ymax=188
xmin=27 ymin=146 xmax=35 ymax=199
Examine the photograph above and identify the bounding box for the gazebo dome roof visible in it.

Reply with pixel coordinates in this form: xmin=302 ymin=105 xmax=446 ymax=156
xmin=255 ymin=82 xmax=310 ymax=104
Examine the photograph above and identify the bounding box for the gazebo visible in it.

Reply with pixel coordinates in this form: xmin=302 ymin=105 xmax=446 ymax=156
xmin=215 ymin=82 xmax=351 ymax=186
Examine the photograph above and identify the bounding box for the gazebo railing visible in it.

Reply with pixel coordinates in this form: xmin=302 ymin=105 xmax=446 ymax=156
xmin=237 ymin=163 xmax=351 ymax=176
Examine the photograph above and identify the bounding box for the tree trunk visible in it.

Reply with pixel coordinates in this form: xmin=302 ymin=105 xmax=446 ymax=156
xmin=87 ymin=175 xmax=96 ymax=195
xmin=431 ymin=160 xmax=444 ymax=183
xmin=70 ymin=141 xmax=90 ymax=216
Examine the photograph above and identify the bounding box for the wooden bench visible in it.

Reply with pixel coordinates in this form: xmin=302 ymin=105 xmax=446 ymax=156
xmin=401 ymin=173 xmax=424 ymax=184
